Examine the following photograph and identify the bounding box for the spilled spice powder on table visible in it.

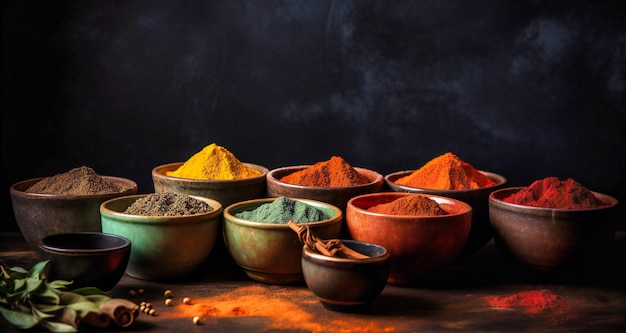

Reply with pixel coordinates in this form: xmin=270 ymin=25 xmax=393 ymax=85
xmin=395 ymin=152 xmax=496 ymax=190
xmin=160 ymin=285 xmax=396 ymax=333
xmin=367 ymin=195 xmax=448 ymax=216
xmin=502 ymin=177 xmax=609 ymax=209
xmin=166 ymin=143 xmax=261 ymax=180
xmin=279 ymin=156 xmax=370 ymax=187
xmin=26 ymin=166 xmax=132 ymax=195
xmin=483 ymin=289 xmax=577 ymax=324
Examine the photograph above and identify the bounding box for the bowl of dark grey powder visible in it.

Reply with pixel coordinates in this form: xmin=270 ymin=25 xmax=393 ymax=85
xmin=10 ymin=166 xmax=138 ymax=257
xmin=100 ymin=192 xmax=223 ymax=281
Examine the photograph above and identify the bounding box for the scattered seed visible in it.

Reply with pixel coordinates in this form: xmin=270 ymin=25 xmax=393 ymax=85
xmin=129 ymin=290 xmax=136 ymax=296
xmin=138 ymin=289 xmax=145 ymax=295
xmin=165 ymin=299 xmax=173 ymax=306
xmin=149 ymin=309 xmax=156 ymax=316
xmin=140 ymin=302 xmax=147 ymax=307
xmin=145 ymin=303 xmax=152 ymax=308
xmin=182 ymin=297 xmax=191 ymax=305
xmin=164 ymin=290 xmax=173 ymax=298
xmin=192 ymin=316 xmax=201 ymax=325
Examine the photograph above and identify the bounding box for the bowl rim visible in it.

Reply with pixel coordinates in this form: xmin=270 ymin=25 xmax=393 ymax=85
xmin=384 ymin=169 xmax=507 ymax=193
xmin=302 ymin=240 xmax=390 ymax=263
xmin=38 ymin=232 xmax=131 ymax=254
xmin=347 ymin=192 xmax=473 ymax=219
xmin=489 ymin=186 xmax=619 ymax=213
xmin=100 ymin=193 xmax=224 ymax=223
xmin=152 ymin=162 xmax=269 ymax=182
xmin=223 ymin=197 xmax=343 ymax=229
xmin=10 ymin=176 xmax=138 ymax=199
xmin=266 ymin=165 xmax=384 ymax=190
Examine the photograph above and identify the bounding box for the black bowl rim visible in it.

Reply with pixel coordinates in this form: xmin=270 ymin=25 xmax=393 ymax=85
xmin=347 ymin=192 xmax=473 ymax=219
xmin=489 ymin=187 xmax=619 ymax=214
xmin=223 ymin=197 xmax=343 ymax=229
xmin=267 ymin=165 xmax=384 ymax=190
xmin=100 ymin=194 xmax=224 ymax=223
xmin=385 ymin=170 xmax=507 ymax=193
xmin=302 ymin=239 xmax=390 ymax=263
xmin=39 ymin=232 xmax=131 ymax=254
xmin=10 ymin=176 xmax=138 ymax=199
xmin=152 ymin=162 xmax=269 ymax=183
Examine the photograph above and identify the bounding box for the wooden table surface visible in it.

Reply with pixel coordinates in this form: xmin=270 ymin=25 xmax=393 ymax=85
xmin=1 ymin=232 xmax=625 ymax=333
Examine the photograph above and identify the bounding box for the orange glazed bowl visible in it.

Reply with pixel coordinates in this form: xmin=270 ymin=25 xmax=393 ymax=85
xmin=266 ymin=166 xmax=384 ymax=214
xmin=489 ymin=187 xmax=619 ymax=270
xmin=345 ymin=192 xmax=472 ymax=285
xmin=385 ymin=170 xmax=506 ymax=255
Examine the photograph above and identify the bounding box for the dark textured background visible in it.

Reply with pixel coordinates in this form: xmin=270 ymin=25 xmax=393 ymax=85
xmin=2 ymin=1 xmax=625 ymax=232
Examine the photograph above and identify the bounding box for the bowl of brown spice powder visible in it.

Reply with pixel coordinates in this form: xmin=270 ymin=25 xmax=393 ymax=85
xmin=10 ymin=166 xmax=138 ymax=256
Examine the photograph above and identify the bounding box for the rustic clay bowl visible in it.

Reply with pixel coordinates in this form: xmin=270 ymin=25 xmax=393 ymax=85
xmin=100 ymin=194 xmax=223 ymax=281
xmin=489 ymin=187 xmax=619 ymax=270
xmin=385 ymin=170 xmax=505 ymax=256
xmin=223 ymin=198 xmax=343 ymax=284
xmin=302 ymin=240 xmax=390 ymax=312
xmin=346 ymin=192 xmax=472 ymax=285
xmin=152 ymin=162 xmax=269 ymax=208
xmin=10 ymin=176 xmax=138 ymax=256
xmin=38 ymin=232 xmax=131 ymax=291
xmin=266 ymin=165 xmax=384 ymax=213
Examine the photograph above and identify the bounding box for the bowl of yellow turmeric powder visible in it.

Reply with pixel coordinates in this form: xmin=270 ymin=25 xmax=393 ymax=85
xmin=152 ymin=143 xmax=269 ymax=208
xmin=385 ymin=152 xmax=506 ymax=256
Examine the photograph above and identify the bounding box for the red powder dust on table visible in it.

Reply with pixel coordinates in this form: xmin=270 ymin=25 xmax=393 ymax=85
xmin=159 ymin=285 xmax=396 ymax=333
xmin=483 ymin=289 xmax=578 ymax=324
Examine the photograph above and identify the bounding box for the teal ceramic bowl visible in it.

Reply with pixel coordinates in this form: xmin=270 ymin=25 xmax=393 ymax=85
xmin=100 ymin=194 xmax=223 ymax=281
xmin=223 ymin=198 xmax=343 ymax=285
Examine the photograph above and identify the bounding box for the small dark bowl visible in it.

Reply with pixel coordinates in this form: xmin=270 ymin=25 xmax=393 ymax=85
xmin=385 ymin=170 xmax=506 ymax=255
xmin=10 ymin=176 xmax=138 ymax=256
xmin=38 ymin=232 xmax=131 ymax=291
xmin=266 ymin=165 xmax=384 ymax=213
xmin=489 ymin=187 xmax=619 ymax=270
xmin=302 ymin=240 xmax=390 ymax=312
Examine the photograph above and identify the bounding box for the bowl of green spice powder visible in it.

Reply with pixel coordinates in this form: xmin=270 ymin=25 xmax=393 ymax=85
xmin=223 ymin=196 xmax=343 ymax=284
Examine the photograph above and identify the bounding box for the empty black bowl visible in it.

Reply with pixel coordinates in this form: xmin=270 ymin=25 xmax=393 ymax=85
xmin=38 ymin=232 xmax=131 ymax=291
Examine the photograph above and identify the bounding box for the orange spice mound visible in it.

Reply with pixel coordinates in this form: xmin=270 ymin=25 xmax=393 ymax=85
xmin=280 ymin=156 xmax=370 ymax=187
xmin=395 ymin=152 xmax=496 ymax=190
xmin=367 ymin=195 xmax=448 ymax=216
xmin=160 ymin=285 xmax=396 ymax=333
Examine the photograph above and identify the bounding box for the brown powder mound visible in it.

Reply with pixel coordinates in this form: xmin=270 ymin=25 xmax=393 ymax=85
xmin=26 ymin=166 xmax=131 ymax=195
xmin=160 ymin=285 xmax=396 ymax=333
xmin=280 ymin=156 xmax=370 ymax=187
xmin=124 ymin=192 xmax=212 ymax=216
xmin=367 ymin=195 xmax=448 ymax=216
xmin=395 ymin=152 xmax=496 ymax=190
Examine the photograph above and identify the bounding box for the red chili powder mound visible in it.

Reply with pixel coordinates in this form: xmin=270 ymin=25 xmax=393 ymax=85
xmin=395 ymin=152 xmax=496 ymax=190
xmin=159 ymin=285 xmax=396 ymax=333
xmin=279 ymin=156 xmax=371 ymax=187
xmin=367 ymin=195 xmax=448 ymax=216
xmin=502 ymin=177 xmax=608 ymax=209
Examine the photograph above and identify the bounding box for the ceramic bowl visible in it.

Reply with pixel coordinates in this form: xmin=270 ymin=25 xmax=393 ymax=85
xmin=385 ymin=170 xmax=506 ymax=255
xmin=223 ymin=198 xmax=343 ymax=284
xmin=152 ymin=162 xmax=269 ymax=208
xmin=302 ymin=240 xmax=390 ymax=312
xmin=345 ymin=192 xmax=472 ymax=285
xmin=38 ymin=232 xmax=131 ymax=291
xmin=489 ymin=187 xmax=619 ymax=270
xmin=100 ymin=194 xmax=223 ymax=281
xmin=266 ymin=166 xmax=384 ymax=213
xmin=10 ymin=176 xmax=138 ymax=256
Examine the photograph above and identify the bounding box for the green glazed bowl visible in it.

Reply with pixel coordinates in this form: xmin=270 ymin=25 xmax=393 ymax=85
xmin=100 ymin=194 xmax=223 ymax=281
xmin=223 ymin=197 xmax=343 ymax=285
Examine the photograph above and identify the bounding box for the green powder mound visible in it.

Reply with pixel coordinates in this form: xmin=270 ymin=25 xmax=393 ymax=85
xmin=235 ymin=196 xmax=330 ymax=224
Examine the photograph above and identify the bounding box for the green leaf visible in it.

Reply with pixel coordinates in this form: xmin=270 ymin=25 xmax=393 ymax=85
xmin=84 ymin=294 xmax=112 ymax=308
xmin=29 ymin=261 xmax=49 ymax=279
xmin=29 ymin=301 xmax=56 ymax=319
xmin=25 ymin=277 xmax=44 ymax=294
xmin=42 ymin=320 xmax=78 ymax=333
xmin=71 ymin=287 xmax=109 ymax=296
xmin=47 ymin=280 xmax=73 ymax=290
xmin=0 ymin=306 xmax=41 ymax=329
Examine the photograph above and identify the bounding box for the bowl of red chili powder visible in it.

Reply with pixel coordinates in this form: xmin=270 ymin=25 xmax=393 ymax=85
xmin=385 ymin=152 xmax=506 ymax=256
xmin=346 ymin=192 xmax=472 ymax=285
xmin=266 ymin=156 xmax=384 ymax=214
xmin=10 ymin=166 xmax=138 ymax=257
xmin=489 ymin=177 xmax=619 ymax=270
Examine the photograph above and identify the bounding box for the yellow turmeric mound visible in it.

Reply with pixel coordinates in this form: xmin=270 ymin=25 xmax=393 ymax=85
xmin=166 ymin=143 xmax=261 ymax=180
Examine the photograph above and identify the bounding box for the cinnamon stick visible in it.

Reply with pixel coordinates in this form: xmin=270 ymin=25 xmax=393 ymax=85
xmin=287 ymin=221 xmax=369 ymax=259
